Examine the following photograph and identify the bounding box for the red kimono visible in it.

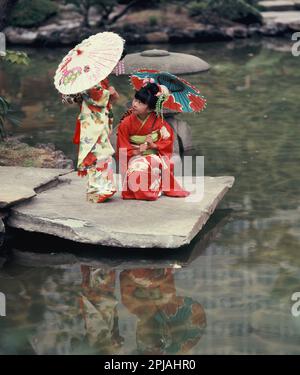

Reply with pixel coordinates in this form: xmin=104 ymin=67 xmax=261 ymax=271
xmin=116 ymin=112 xmax=189 ymax=200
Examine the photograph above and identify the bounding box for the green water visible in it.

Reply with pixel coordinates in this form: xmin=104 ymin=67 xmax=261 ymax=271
xmin=0 ymin=38 xmax=300 ymax=355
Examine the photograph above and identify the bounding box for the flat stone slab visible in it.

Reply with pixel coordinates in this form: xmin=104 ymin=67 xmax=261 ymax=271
xmin=261 ymin=10 xmax=300 ymax=23
xmin=8 ymin=173 xmax=234 ymax=248
xmin=259 ymin=1 xmax=299 ymax=11
xmin=0 ymin=166 xmax=73 ymax=208
xmin=9 ymin=210 xmax=229 ymax=268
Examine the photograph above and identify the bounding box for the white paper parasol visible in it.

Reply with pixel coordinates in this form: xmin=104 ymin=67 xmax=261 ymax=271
xmin=54 ymin=32 xmax=124 ymax=95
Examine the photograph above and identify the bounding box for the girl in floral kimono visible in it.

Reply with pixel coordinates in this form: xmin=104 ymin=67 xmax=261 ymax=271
xmin=69 ymin=78 xmax=119 ymax=203
xmin=116 ymin=82 xmax=189 ymax=201
xmin=62 ymin=47 xmax=127 ymax=203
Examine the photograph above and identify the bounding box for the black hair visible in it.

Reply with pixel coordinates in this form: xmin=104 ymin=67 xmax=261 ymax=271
xmin=120 ymin=48 xmax=127 ymax=60
xmin=134 ymin=82 xmax=159 ymax=110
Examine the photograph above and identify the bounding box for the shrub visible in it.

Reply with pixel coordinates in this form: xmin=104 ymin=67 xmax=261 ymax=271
xmin=188 ymin=0 xmax=262 ymax=25
xmin=3 ymin=50 xmax=29 ymax=65
xmin=9 ymin=0 xmax=58 ymax=28
xmin=149 ymin=16 xmax=158 ymax=27
xmin=0 ymin=96 xmax=22 ymax=141
xmin=0 ymin=51 xmax=28 ymax=140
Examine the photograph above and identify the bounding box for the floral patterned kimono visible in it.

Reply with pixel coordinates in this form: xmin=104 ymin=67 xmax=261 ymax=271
xmin=73 ymin=78 xmax=116 ymax=202
xmin=79 ymin=266 xmax=123 ymax=352
xmin=116 ymin=112 xmax=189 ymax=200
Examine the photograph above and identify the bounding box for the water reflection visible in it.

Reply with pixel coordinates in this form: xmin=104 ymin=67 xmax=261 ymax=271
xmin=1 ymin=205 xmax=300 ymax=354
xmin=120 ymin=268 xmax=206 ymax=355
xmin=79 ymin=267 xmax=123 ymax=353
xmin=0 ymin=264 xmax=206 ymax=355
xmin=0 ymin=211 xmax=227 ymax=354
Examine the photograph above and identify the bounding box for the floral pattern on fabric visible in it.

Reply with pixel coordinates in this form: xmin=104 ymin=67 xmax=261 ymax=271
xmin=87 ymin=157 xmax=116 ymax=195
xmin=116 ymin=112 xmax=190 ymax=200
xmin=75 ymin=80 xmax=116 ymax=198
xmin=160 ymin=125 xmax=171 ymax=140
xmin=125 ymin=154 xmax=162 ymax=199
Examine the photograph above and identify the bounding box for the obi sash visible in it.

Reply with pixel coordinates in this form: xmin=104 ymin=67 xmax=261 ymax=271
xmin=130 ymin=131 xmax=159 ymax=156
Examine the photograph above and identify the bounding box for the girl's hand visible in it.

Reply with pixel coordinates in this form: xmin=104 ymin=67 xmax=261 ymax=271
xmin=109 ymin=86 xmax=119 ymax=103
xmin=131 ymin=144 xmax=140 ymax=155
xmin=145 ymin=134 xmax=157 ymax=149
xmin=145 ymin=134 xmax=152 ymax=143
xmin=109 ymin=86 xmax=117 ymax=96
xmin=139 ymin=143 xmax=148 ymax=152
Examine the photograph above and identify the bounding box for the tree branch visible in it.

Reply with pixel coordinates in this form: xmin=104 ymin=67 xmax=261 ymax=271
xmin=107 ymin=0 xmax=140 ymax=25
xmin=0 ymin=0 xmax=19 ymax=31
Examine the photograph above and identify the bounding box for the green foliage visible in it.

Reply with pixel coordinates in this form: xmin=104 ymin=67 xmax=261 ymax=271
xmin=9 ymin=0 xmax=58 ymax=28
xmin=245 ymin=0 xmax=259 ymax=6
xmin=64 ymin=0 xmax=118 ymax=26
xmin=148 ymin=16 xmax=158 ymax=26
xmin=188 ymin=0 xmax=262 ymax=24
xmin=119 ymin=0 xmax=162 ymax=7
xmin=2 ymin=50 xmax=29 ymax=66
xmin=64 ymin=0 xmax=118 ymax=12
xmin=65 ymin=0 xmax=116 ymax=6
xmin=0 ymin=51 xmax=28 ymax=140
xmin=0 ymin=97 xmax=22 ymax=141
xmin=64 ymin=0 xmax=156 ymax=26
xmin=0 ymin=97 xmax=9 ymax=140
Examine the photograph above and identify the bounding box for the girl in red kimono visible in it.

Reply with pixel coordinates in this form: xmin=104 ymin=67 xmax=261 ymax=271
xmin=116 ymin=82 xmax=189 ymax=201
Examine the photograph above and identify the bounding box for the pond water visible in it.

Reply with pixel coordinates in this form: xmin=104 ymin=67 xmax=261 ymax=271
xmin=0 ymin=38 xmax=300 ymax=355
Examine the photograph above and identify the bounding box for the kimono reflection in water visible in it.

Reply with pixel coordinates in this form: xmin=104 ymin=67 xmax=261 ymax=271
xmin=120 ymin=268 xmax=206 ymax=355
xmin=116 ymin=112 xmax=189 ymax=200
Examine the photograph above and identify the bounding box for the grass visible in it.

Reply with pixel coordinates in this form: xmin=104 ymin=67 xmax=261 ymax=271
xmin=0 ymin=138 xmax=59 ymax=167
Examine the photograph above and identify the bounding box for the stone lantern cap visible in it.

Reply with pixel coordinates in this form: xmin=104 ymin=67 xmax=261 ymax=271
xmin=124 ymin=49 xmax=210 ymax=75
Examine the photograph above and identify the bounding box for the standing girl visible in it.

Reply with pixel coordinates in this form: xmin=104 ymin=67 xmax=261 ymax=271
xmin=72 ymin=78 xmax=119 ymax=203
xmin=58 ymin=32 xmax=126 ymax=203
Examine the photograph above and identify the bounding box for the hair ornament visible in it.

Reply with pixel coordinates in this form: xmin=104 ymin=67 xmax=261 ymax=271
xmin=142 ymin=78 xmax=155 ymax=86
xmin=154 ymin=85 xmax=170 ymax=119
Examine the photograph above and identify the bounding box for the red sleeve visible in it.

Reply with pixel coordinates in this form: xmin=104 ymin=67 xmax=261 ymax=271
xmin=73 ymin=118 xmax=81 ymax=144
xmin=116 ymin=116 xmax=136 ymax=176
xmin=116 ymin=116 xmax=135 ymax=160
xmin=101 ymin=78 xmax=109 ymax=89
xmin=88 ymin=86 xmax=104 ymax=101
xmin=155 ymin=119 xmax=174 ymax=158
